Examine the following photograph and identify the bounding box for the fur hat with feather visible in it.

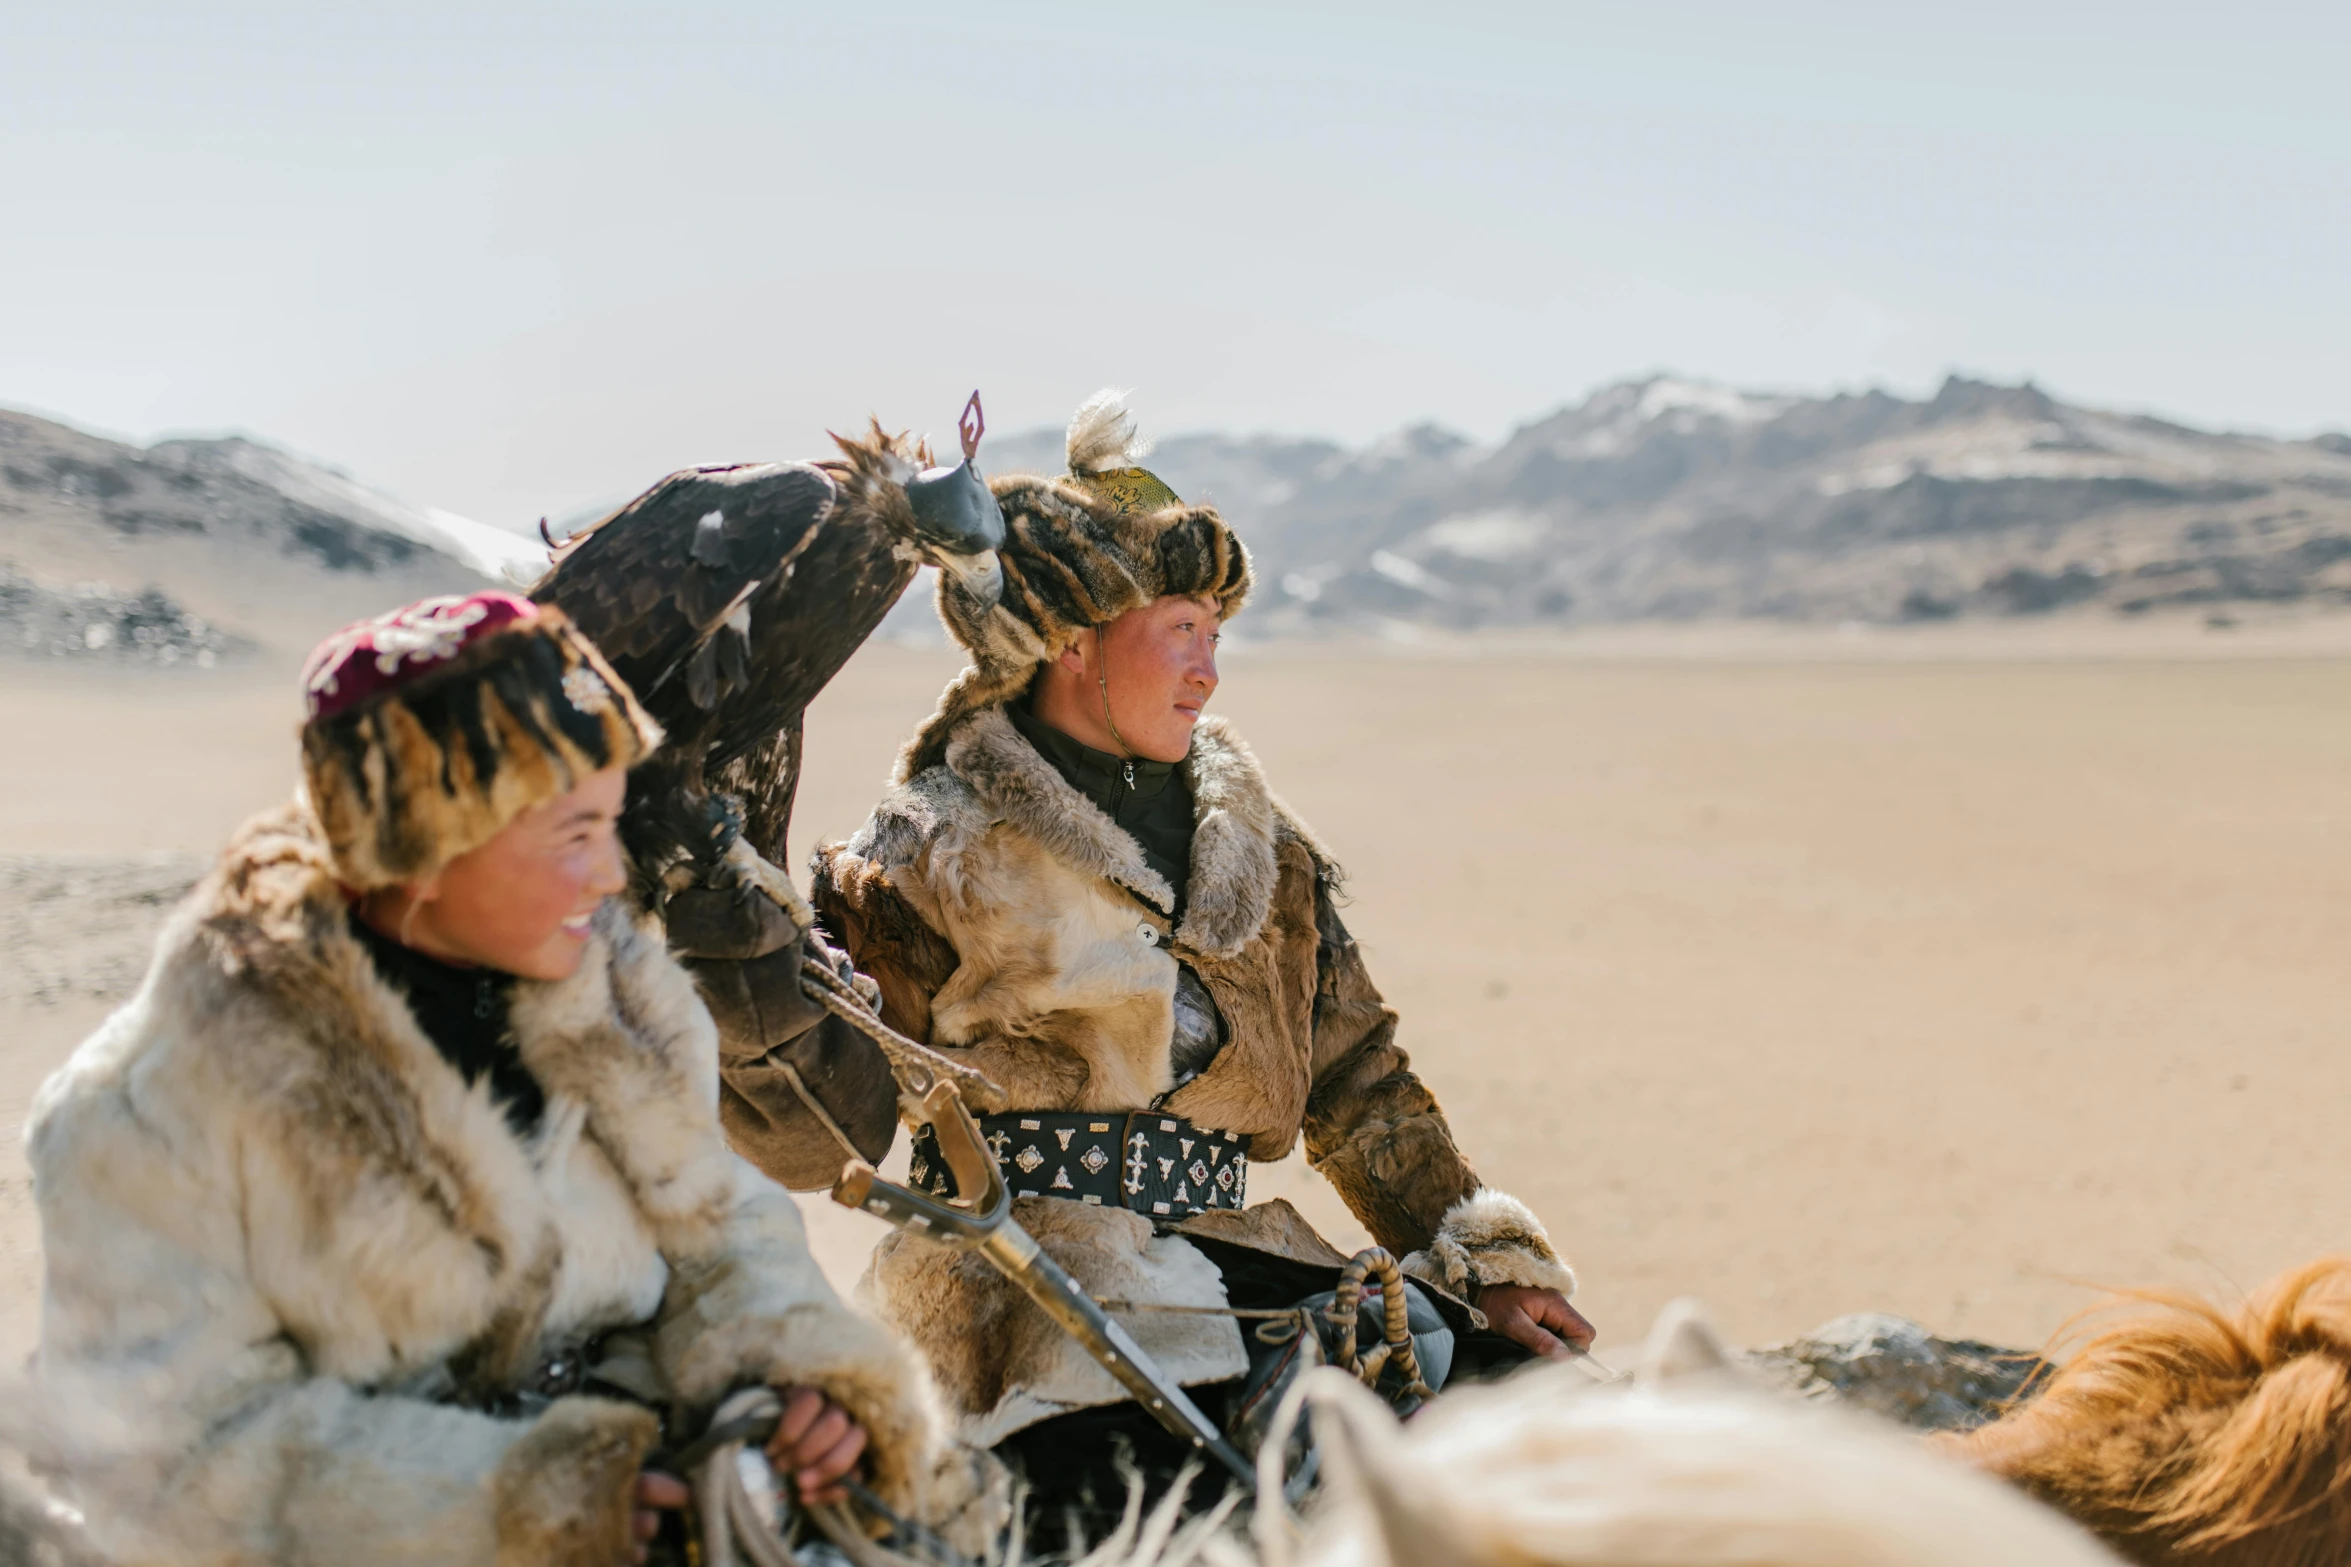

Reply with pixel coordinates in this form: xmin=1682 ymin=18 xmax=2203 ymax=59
xmin=897 ymin=390 xmax=1251 ymax=781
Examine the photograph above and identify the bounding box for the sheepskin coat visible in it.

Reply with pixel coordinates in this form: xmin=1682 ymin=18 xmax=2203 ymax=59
xmin=795 ymin=708 xmax=1575 ymax=1443
xmin=26 ymin=802 xmax=966 ymax=1567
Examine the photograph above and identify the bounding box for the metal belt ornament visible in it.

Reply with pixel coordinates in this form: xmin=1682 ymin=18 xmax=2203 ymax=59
xmin=910 ymin=1111 xmax=1248 ymax=1218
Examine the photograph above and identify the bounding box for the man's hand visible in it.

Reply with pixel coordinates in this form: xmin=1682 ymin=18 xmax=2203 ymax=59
xmin=632 ymin=1470 xmax=690 ymax=1565
xmin=1478 ymin=1283 xmax=1596 ymax=1358
xmin=766 ymin=1385 xmax=869 ymax=1507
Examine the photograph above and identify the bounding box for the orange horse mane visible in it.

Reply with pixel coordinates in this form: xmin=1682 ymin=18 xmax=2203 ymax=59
xmin=1950 ymin=1256 xmax=2351 ymax=1567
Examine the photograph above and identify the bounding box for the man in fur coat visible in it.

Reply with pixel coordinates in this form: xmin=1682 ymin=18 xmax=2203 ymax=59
xmin=721 ymin=394 xmax=1591 ymax=1504
xmin=27 ymin=592 xmax=984 ymax=1566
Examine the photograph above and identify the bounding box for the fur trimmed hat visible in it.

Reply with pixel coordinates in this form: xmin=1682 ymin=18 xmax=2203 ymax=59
xmin=899 ymin=391 xmax=1252 ymax=779
xmin=298 ymin=592 xmax=662 ymax=889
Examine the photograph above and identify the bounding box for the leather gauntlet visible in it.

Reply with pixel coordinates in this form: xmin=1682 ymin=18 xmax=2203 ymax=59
xmin=665 ymin=877 xmax=897 ymax=1185
xmin=664 ymin=880 xmax=833 ymax=1061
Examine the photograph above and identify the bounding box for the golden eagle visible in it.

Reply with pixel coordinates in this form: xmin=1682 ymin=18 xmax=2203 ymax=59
xmin=531 ymin=398 xmax=1003 ymax=918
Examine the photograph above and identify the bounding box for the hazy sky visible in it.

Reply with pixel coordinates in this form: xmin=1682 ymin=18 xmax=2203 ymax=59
xmin=5 ymin=1 xmax=2347 ymax=527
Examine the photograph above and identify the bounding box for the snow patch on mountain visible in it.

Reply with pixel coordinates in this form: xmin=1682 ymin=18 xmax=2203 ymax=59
xmin=1636 ymin=376 xmax=1794 ymax=426
xmin=146 ymin=436 xmax=547 ymax=583
xmin=1415 ymin=509 xmax=1551 ymax=560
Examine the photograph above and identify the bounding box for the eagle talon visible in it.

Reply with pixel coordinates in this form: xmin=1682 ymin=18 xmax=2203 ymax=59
xmin=720 ymin=835 xmax=817 ymax=933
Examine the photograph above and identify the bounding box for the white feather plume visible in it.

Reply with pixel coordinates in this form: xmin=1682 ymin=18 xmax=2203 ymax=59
xmin=1066 ymin=389 xmax=1154 ymax=477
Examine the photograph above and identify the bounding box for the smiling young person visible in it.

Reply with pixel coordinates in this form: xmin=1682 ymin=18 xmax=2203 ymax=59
xmin=718 ymin=394 xmax=1590 ymax=1516
xmin=27 ymin=593 xmax=985 ymax=1567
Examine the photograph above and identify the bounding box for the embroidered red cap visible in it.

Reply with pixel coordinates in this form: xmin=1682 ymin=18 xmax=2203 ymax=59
xmin=300 ymin=591 xmax=543 ymax=721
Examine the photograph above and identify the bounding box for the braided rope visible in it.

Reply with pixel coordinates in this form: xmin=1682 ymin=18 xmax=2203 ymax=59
xmin=710 ymin=843 xmax=996 ymax=1106
xmin=1325 ymin=1249 xmax=1435 ymax=1402
xmin=797 ymin=956 xmax=1006 ymax=1111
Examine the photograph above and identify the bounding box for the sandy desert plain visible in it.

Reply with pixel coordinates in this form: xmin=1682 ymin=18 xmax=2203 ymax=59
xmin=3 ymin=617 xmax=2349 ymax=1368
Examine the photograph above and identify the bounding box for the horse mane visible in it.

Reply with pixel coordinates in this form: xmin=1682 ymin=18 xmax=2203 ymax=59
xmin=1949 ymin=1256 xmax=2351 ymax=1566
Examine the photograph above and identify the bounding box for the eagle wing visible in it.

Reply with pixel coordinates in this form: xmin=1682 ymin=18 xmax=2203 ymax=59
xmin=713 ymin=482 xmax=929 ymax=858
xmin=533 ymin=462 xmax=837 ymax=755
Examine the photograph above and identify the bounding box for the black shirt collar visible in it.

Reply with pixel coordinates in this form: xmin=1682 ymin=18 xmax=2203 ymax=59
xmin=1005 ymin=700 xmax=1196 ymax=913
xmin=348 ymin=909 xmax=545 ymax=1136
xmin=1005 ymin=701 xmax=1180 ymax=805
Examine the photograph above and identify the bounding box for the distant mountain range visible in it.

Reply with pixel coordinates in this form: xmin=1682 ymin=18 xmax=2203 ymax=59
xmin=984 ymin=376 xmax=2351 ymax=632
xmin=8 ymin=376 xmax=2350 ymax=665
xmin=0 ymin=407 xmax=537 ymax=659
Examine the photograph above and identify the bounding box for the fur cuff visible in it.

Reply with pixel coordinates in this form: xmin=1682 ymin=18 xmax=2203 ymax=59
xmin=658 ymin=1303 xmax=952 ymax=1518
xmin=491 ymin=1397 xmax=658 ymax=1567
xmin=1401 ymin=1189 xmax=1576 ymax=1300
xmin=910 ymin=1443 xmax=1014 ymax=1560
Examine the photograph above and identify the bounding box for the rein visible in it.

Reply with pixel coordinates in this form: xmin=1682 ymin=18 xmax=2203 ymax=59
xmin=671 ymin=1387 xmax=974 ymax=1567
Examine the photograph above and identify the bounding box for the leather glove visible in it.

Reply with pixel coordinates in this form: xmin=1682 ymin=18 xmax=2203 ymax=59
xmin=665 ymin=880 xmax=829 ymax=1063
xmin=665 ymin=876 xmax=897 ymax=1180
xmin=664 ymin=879 xmax=799 ymax=962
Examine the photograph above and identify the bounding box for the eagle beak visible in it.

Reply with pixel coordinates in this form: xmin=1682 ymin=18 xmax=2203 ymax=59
xmin=939 ymin=548 xmax=1003 ymax=606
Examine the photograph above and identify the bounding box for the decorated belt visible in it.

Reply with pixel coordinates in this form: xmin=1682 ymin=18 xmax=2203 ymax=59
xmin=909 ymin=1111 xmax=1249 ymax=1220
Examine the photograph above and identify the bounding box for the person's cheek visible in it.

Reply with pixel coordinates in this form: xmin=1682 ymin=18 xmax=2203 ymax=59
xmin=525 ymin=855 xmax=577 ymax=945
xmin=559 ymin=850 xmax=596 ymax=915
xmin=572 ymin=845 xmax=615 ymax=916
xmin=589 ymin=828 xmax=628 ymax=899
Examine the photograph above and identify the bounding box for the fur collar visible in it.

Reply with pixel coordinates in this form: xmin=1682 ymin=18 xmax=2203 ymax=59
xmin=941 ymin=711 xmax=1279 ymax=959
xmin=193 ymin=802 xmax=736 ymax=1266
